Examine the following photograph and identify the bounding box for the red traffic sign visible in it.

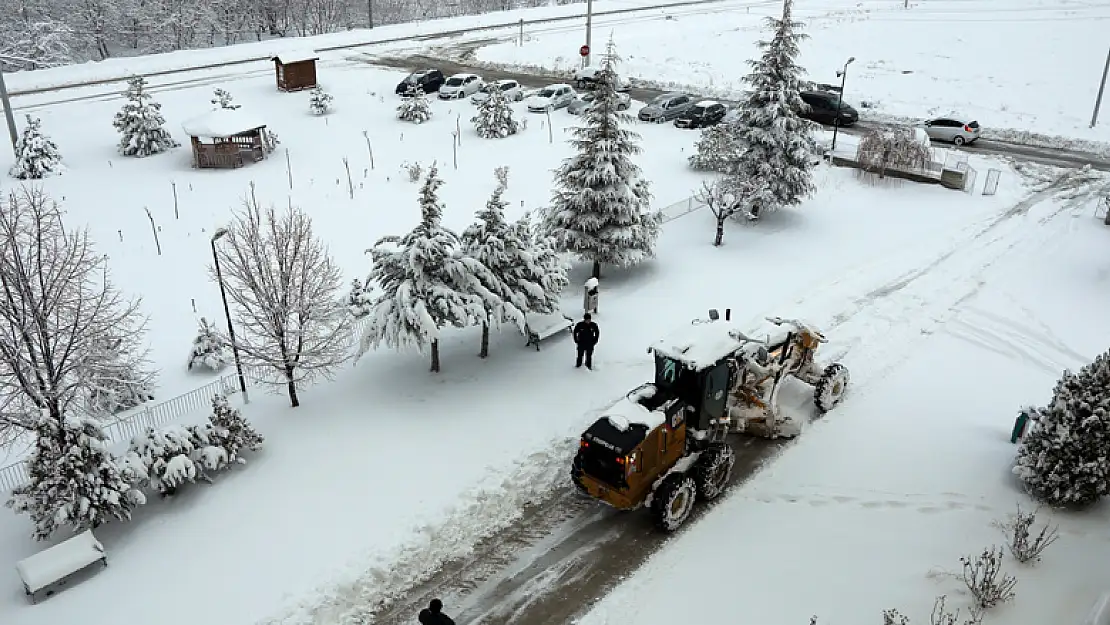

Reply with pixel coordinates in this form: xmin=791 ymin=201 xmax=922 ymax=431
xmin=579 ymin=44 xmax=590 ymax=57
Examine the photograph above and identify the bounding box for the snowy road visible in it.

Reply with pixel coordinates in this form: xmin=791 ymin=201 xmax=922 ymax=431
xmin=354 ymin=180 xmax=1085 ymax=625
xmin=360 ymin=50 xmax=1110 ymax=172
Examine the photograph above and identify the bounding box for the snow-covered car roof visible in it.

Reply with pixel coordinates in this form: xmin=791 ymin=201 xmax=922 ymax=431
xmin=695 ymin=100 xmax=721 ymax=107
xmin=493 ymin=79 xmax=518 ymax=86
xmin=543 ymin=83 xmax=573 ymax=90
xmin=448 ymin=72 xmax=479 ymax=79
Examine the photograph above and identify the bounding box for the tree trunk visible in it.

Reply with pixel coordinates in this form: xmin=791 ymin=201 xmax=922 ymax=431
xmin=285 ymin=366 xmax=300 ymax=407
xmin=480 ymin=322 xmax=490 ymax=358
xmin=430 ymin=339 xmax=441 ymax=373
xmin=591 ymin=260 xmax=601 ymax=279
xmin=714 ymin=216 xmax=725 ymax=246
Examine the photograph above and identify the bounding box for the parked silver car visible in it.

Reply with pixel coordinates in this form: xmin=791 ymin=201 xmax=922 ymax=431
xmin=638 ymin=92 xmax=695 ymax=122
xmin=471 ymin=79 xmax=524 ymax=104
xmin=918 ymin=117 xmax=981 ymax=146
xmin=526 ymin=84 xmax=577 ymax=112
xmin=567 ymin=91 xmax=631 ymax=115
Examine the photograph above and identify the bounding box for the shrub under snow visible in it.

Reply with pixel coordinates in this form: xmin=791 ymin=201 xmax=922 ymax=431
xmin=1013 ymin=349 xmax=1110 ymax=506
xmin=309 ymin=86 xmax=333 ymax=115
xmin=127 ymin=425 xmax=201 ymax=495
xmin=472 ymin=87 xmax=520 ymax=138
xmin=9 ymin=114 xmax=63 ymax=179
xmin=397 ymin=86 xmax=432 ymax=123
xmin=188 ymin=317 xmax=232 ymax=372
xmin=7 ymin=411 xmax=145 ymax=540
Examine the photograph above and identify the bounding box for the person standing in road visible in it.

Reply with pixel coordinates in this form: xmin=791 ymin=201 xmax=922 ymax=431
xmin=573 ymin=313 xmax=600 ymax=369
xmin=418 ymin=599 xmax=456 ymax=625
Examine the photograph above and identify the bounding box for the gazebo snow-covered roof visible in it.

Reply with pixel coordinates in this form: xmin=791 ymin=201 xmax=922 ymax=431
xmin=182 ymin=108 xmax=267 ymax=141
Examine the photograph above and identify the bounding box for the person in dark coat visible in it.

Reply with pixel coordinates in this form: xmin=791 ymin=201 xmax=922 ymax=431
xmin=573 ymin=313 xmax=600 ymax=369
xmin=418 ymin=599 xmax=456 ymax=625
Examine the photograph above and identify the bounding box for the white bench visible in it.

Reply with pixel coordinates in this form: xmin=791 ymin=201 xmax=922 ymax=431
xmin=524 ymin=312 xmax=575 ymax=351
xmin=16 ymin=530 xmax=107 ymax=603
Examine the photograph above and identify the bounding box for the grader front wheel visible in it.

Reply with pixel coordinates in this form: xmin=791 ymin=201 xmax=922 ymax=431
xmin=814 ymin=363 xmax=850 ymax=413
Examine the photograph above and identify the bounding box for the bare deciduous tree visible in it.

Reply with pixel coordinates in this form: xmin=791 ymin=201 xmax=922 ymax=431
xmin=212 ymin=186 xmax=352 ymax=407
xmin=696 ymin=179 xmax=739 ymax=246
xmin=0 ymin=185 xmax=147 ymax=443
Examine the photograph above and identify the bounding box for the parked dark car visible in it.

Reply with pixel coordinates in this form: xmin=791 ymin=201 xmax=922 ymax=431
xmin=638 ymin=92 xmax=695 ymax=122
xmin=674 ymin=100 xmax=728 ymax=129
xmin=395 ymin=69 xmax=446 ymax=96
xmin=799 ymin=90 xmax=858 ymax=126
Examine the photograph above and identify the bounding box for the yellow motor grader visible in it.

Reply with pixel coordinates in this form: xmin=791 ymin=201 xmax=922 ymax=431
xmin=571 ymin=311 xmax=850 ymax=532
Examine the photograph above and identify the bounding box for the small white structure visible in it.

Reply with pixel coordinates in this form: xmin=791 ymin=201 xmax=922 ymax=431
xmin=583 ymin=277 xmax=599 ymax=315
xmin=182 ymin=108 xmax=270 ymax=169
xmin=16 ymin=530 xmax=107 ymax=603
xmin=524 ymin=311 xmax=575 ymax=351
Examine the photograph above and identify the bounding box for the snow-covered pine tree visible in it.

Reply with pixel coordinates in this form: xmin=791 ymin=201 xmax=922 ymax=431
xmin=688 ymin=120 xmax=743 ymax=173
xmin=112 ymin=75 xmax=180 ymax=157
xmin=211 ymin=87 xmax=240 ymax=110
xmin=727 ymin=0 xmax=818 ymax=220
xmin=1014 ymin=350 xmax=1110 ymax=506
xmin=397 ymin=85 xmax=432 ymax=124
xmin=514 ymin=212 xmax=570 ymax=311
xmin=7 ymin=411 xmax=144 ymax=540
xmin=8 ymin=115 xmax=63 ymax=179
xmin=472 ymin=87 xmax=519 ymax=139
xmin=308 ymin=86 xmax=333 ymax=115
xmin=346 ymin=278 xmax=374 ymax=318
xmin=188 ymin=317 xmax=232 ymax=372
xmin=358 ymin=164 xmax=487 ymax=372
xmin=541 ymin=38 xmax=661 ymax=279
xmin=86 ymin=338 xmax=156 ymax=415
xmin=126 ymin=425 xmax=198 ymax=496
xmin=461 ymin=178 xmax=530 ymax=357
xmin=204 ymin=393 xmax=263 ymax=465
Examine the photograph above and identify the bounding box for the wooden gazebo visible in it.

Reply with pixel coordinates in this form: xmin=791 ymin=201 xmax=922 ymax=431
xmin=182 ymin=108 xmax=269 ymax=170
xmin=270 ymin=49 xmax=319 ymax=92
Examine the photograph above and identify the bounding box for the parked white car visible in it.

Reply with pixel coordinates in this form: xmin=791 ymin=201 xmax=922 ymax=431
xmin=471 ymin=79 xmax=525 ymax=104
xmin=438 ymin=73 xmax=485 ymax=100
xmin=917 ymin=116 xmax=981 ymax=146
xmin=526 ymin=84 xmax=577 ymax=112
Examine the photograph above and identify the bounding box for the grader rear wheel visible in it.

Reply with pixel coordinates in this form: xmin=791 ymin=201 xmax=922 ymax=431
xmin=814 ymin=363 xmax=850 ymax=413
xmin=651 ymin=473 xmax=698 ymax=532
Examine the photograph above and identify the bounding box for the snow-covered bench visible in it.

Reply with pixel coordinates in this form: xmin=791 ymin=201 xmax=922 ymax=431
xmin=15 ymin=530 xmax=107 ymax=603
xmin=524 ymin=312 xmax=575 ymax=351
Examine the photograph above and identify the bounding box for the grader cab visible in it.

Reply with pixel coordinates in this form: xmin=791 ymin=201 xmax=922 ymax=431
xmin=571 ymin=310 xmax=850 ymax=532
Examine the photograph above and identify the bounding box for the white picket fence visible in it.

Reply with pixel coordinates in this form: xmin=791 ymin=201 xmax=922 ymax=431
xmin=0 ymin=198 xmax=709 ymax=494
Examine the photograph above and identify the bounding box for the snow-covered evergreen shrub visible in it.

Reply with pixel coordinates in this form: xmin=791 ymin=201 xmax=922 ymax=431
xmin=725 ymin=0 xmax=818 ymax=219
xmin=7 ymin=411 xmax=144 ymax=540
xmin=113 ymin=75 xmax=180 ymax=157
xmin=9 ymin=115 xmax=63 ymax=179
xmin=472 ymin=87 xmax=520 ymax=138
xmin=212 ymin=87 xmax=240 ymax=110
xmin=1013 ymin=350 xmax=1110 ymax=506
xmin=494 ymin=165 xmax=510 ymax=188
xmin=188 ymin=317 xmax=232 ymax=372
xmin=308 ymin=86 xmax=333 ymax=115
xmin=127 ymin=425 xmax=199 ymax=495
xmin=541 ymin=38 xmax=661 ymax=278
xmin=857 ymin=125 xmax=931 ymax=176
xmin=397 ymin=86 xmax=432 ymax=123
xmin=204 ymin=393 xmax=264 ymax=465
xmin=86 ymin=338 xmax=156 ymax=415
xmin=358 ymin=165 xmax=487 ymax=372
xmin=263 ymin=129 xmax=280 ymax=153
xmin=688 ymin=121 xmax=742 ymax=173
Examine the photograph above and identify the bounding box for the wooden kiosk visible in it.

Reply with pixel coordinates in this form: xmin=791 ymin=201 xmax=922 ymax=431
xmin=270 ymin=50 xmax=319 ymax=92
xmin=182 ymin=109 xmax=270 ymax=170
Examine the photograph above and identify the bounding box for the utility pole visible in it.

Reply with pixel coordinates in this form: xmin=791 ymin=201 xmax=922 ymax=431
xmin=585 ymin=0 xmax=593 ymax=67
xmin=211 ymin=229 xmax=250 ymax=403
xmin=1092 ymin=46 xmax=1110 ymax=128
xmin=0 ymin=65 xmax=17 ymax=158
xmin=368 ymin=0 xmax=373 ymax=28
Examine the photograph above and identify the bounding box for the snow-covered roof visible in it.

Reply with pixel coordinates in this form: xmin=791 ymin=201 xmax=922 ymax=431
xmin=269 ymin=47 xmax=319 ymax=64
xmin=602 ymin=385 xmax=666 ymax=430
xmin=182 ymin=108 xmax=267 ymax=140
xmin=649 ymin=318 xmax=794 ymax=371
xmin=16 ymin=530 xmax=105 ymax=592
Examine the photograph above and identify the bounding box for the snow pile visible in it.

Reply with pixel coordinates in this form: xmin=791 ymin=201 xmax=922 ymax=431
xmin=263 ymin=436 xmax=581 ymax=625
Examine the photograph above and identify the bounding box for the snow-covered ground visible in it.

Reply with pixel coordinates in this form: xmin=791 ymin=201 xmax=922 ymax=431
xmin=0 ymin=0 xmax=694 ymax=94
xmin=0 ymin=49 xmax=1052 ymax=624
xmin=579 ymin=185 xmax=1110 ymax=625
xmin=475 ymin=0 xmax=1110 ymax=147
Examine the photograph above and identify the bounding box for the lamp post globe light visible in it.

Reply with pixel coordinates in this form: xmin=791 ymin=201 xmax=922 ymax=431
xmin=210 ymin=228 xmax=249 ymax=402
xmin=830 ymin=56 xmax=855 ymax=154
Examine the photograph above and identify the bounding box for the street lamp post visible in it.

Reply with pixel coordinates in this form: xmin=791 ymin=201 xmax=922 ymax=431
xmin=0 ymin=65 xmax=18 ymax=157
xmin=830 ymin=56 xmax=855 ymax=154
xmin=211 ymin=228 xmax=249 ymax=403
xmin=1091 ymin=46 xmax=1110 ymax=128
